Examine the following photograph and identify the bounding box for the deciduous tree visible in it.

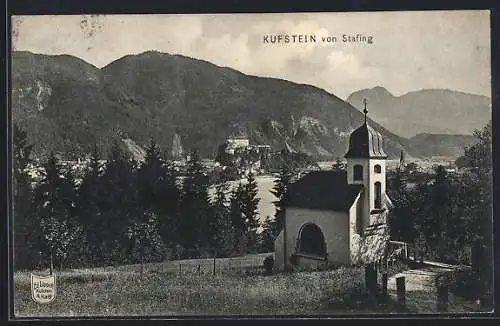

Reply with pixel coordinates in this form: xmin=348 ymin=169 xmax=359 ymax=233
xmin=12 ymin=124 xmax=39 ymax=270
xmin=127 ymin=209 xmax=165 ymax=273
xmin=34 ymin=153 xmax=82 ymax=271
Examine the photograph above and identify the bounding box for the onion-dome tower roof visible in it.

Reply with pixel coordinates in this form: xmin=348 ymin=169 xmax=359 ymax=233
xmin=344 ymin=99 xmax=387 ymax=159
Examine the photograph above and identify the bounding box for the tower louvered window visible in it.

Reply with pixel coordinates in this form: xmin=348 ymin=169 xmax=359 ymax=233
xmin=353 ymin=164 xmax=363 ymax=181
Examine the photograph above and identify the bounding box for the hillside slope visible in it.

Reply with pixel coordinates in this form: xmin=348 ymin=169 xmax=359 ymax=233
xmin=409 ymin=133 xmax=477 ymax=158
xmin=12 ymin=51 xmax=418 ymax=160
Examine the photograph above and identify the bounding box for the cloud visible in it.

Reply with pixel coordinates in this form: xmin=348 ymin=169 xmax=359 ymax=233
xmin=327 ymin=51 xmax=362 ymax=75
xmin=198 ymin=33 xmax=252 ymax=71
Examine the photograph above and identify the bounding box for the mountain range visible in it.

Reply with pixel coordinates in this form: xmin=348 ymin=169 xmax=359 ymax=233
xmin=11 ymin=51 xmax=486 ymax=161
xmin=346 ymin=86 xmax=491 ymax=138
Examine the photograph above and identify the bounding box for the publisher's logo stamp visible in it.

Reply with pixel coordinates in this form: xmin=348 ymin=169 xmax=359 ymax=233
xmin=31 ymin=274 xmax=56 ymax=304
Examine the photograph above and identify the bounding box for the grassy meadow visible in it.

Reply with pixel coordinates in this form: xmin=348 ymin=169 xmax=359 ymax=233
xmin=13 ymin=253 xmax=482 ymax=317
xmin=14 ymin=253 xmax=404 ymax=317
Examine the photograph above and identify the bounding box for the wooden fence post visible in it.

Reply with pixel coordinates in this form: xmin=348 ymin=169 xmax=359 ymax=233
xmin=381 ymin=273 xmax=388 ymax=299
xmin=396 ymin=276 xmax=406 ymax=308
xmin=213 ymin=250 xmax=216 ymax=276
xmin=365 ymin=263 xmax=378 ymax=296
xmin=49 ymin=249 xmax=54 ymax=276
xmin=365 ymin=264 xmax=370 ymax=292
xmin=437 ymin=284 xmax=448 ymax=312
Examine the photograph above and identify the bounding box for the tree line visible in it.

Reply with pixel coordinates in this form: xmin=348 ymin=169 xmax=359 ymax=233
xmin=387 ymin=121 xmax=492 ymax=304
xmin=13 ymin=127 xmax=267 ymax=271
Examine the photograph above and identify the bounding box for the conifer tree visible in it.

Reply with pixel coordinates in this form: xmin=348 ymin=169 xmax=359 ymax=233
xmin=242 ymin=171 xmax=261 ymax=253
xmin=77 ymin=144 xmax=103 ymax=264
xmin=136 ymin=139 xmax=164 ymax=211
xmin=270 ymin=155 xmax=293 ymax=236
xmin=159 ymin=158 xmax=181 ymax=250
xmin=96 ymin=140 xmax=137 ymax=264
xmin=210 ymin=179 xmax=234 ymax=257
xmin=258 ymin=154 xmax=295 ymax=255
xmin=179 ymin=150 xmax=211 ymax=257
xmin=259 ymin=215 xmax=277 ymax=253
xmin=229 ymin=182 xmax=246 ymax=255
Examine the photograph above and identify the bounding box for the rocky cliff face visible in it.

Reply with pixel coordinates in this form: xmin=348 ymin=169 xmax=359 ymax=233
xmin=13 ymin=80 xmax=53 ymax=113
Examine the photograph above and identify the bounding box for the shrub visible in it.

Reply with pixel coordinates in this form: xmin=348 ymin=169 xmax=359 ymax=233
xmin=385 ymin=260 xmax=408 ymax=278
xmin=263 ymin=255 xmax=274 ymax=275
xmin=445 ymin=269 xmax=480 ymax=300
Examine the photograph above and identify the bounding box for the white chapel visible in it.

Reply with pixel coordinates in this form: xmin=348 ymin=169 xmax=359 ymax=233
xmin=273 ymin=105 xmax=392 ymax=272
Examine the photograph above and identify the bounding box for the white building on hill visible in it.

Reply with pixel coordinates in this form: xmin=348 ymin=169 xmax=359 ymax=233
xmin=224 ymin=137 xmax=250 ymax=155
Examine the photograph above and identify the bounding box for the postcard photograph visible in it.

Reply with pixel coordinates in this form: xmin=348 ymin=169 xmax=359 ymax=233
xmin=9 ymin=10 xmax=493 ymax=317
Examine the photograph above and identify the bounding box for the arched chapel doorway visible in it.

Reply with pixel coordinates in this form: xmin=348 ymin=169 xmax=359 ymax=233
xmin=297 ymin=223 xmax=327 ymax=258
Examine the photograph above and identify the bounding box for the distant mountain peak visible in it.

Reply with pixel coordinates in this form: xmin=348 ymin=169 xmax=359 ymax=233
xmin=136 ymin=50 xmax=177 ymax=59
xmin=346 ymin=86 xmax=394 ymax=108
xmin=13 ymin=50 xmax=100 ymax=69
xmin=369 ymin=86 xmax=393 ymax=96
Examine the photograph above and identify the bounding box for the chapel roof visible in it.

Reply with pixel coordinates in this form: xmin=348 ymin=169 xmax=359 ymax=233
xmin=344 ymin=123 xmax=387 ymax=159
xmin=285 ymin=170 xmax=363 ymax=211
xmin=344 ymin=101 xmax=387 ymax=159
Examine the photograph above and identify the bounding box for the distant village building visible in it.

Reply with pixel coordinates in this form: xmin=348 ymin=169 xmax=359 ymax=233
xmin=225 ymin=136 xmax=250 ymax=155
xmin=248 ymin=144 xmax=272 ymax=154
xmin=274 ymin=105 xmax=392 ymax=272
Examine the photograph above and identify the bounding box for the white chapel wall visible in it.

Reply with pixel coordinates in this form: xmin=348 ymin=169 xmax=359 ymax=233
xmin=273 ymin=207 xmax=350 ymax=271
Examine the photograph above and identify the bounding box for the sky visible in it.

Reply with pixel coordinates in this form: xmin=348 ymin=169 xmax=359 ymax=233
xmin=12 ymin=11 xmax=491 ymax=100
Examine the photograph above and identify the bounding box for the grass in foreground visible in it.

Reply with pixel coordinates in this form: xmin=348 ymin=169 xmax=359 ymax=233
xmin=14 ymin=260 xmax=374 ymax=316
xmin=13 ymin=254 xmax=485 ymax=317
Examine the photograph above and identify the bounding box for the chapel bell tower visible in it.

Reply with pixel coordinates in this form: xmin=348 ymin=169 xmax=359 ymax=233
xmin=344 ymin=99 xmax=388 ymax=229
